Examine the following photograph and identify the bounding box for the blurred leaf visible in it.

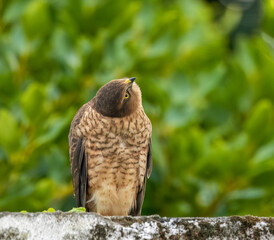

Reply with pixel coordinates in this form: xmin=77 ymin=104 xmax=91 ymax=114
xmin=164 ymin=105 xmax=196 ymax=127
xmin=3 ymin=1 xmax=29 ymax=23
xmin=0 ymin=109 xmax=20 ymax=153
xmin=22 ymin=0 xmax=52 ymax=39
xmin=253 ymin=139 xmax=274 ymax=163
xmin=227 ymin=188 xmax=266 ymax=200
xmin=245 ymin=99 xmax=273 ymax=142
xmin=35 ymin=109 xmax=73 ymax=147
xmin=21 ymin=83 xmax=45 ymax=121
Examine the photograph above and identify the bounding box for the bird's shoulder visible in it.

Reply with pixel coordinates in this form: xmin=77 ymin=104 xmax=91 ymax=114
xmin=72 ymin=101 xmax=94 ymax=125
xmin=138 ymin=108 xmax=152 ymax=134
xmin=69 ymin=100 xmax=96 ymax=141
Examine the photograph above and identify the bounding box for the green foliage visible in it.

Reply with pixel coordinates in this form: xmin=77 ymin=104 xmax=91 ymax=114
xmin=43 ymin=207 xmax=56 ymax=213
xmin=69 ymin=207 xmax=86 ymax=213
xmin=0 ymin=0 xmax=273 ymax=217
xmin=20 ymin=207 xmax=86 ymax=213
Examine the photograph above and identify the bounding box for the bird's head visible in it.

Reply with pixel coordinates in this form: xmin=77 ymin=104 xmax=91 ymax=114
xmin=94 ymin=77 xmax=142 ymax=118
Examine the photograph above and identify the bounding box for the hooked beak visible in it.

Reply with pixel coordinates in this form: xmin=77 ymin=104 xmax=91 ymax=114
xmin=129 ymin=77 xmax=136 ymax=83
xmin=125 ymin=77 xmax=136 ymax=84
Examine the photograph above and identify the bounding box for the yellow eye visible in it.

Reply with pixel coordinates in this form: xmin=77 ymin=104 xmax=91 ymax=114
xmin=124 ymin=92 xmax=129 ymax=99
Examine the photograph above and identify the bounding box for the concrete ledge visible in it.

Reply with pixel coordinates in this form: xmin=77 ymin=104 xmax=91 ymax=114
xmin=0 ymin=212 xmax=273 ymax=239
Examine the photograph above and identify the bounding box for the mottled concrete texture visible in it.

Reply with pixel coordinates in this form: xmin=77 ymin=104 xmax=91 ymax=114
xmin=0 ymin=212 xmax=273 ymax=240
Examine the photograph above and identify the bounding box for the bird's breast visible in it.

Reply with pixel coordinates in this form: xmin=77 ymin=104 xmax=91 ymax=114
xmin=82 ymin=108 xmax=151 ymax=215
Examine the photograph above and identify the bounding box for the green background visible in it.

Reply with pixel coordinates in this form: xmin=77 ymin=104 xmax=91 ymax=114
xmin=0 ymin=0 xmax=273 ymax=217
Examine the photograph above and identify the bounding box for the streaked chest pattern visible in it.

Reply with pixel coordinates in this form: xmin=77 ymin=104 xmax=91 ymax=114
xmin=76 ymin=105 xmax=151 ymax=190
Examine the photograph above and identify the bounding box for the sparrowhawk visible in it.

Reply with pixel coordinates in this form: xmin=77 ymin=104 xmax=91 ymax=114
xmin=69 ymin=77 xmax=152 ymax=216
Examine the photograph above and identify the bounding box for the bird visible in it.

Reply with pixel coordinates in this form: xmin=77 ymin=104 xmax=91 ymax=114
xmin=68 ymin=77 xmax=152 ymax=216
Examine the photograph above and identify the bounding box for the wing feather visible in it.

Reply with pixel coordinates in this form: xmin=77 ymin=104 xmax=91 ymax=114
xmin=71 ymin=138 xmax=87 ymax=207
xmin=69 ymin=103 xmax=90 ymax=207
xmin=129 ymin=138 xmax=152 ymax=216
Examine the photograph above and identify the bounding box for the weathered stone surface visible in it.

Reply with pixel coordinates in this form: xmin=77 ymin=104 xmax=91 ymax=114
xmin=0 ymin=212 xmax=273 ymax=240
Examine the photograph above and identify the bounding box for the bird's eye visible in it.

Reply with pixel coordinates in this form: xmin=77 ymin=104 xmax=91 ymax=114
xmin=124 ymin=92 xmax=130 ymax=99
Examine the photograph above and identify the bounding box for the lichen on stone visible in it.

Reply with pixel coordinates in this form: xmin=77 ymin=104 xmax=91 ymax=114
xmin=0 ymin=213 xmax=273 ymax=240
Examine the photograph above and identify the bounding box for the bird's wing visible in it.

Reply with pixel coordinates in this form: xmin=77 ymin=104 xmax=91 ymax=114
xmin=129 ymin=138 xmax=152 ymax=216
xmin=69 ymin=103 xmax=89 ymax=207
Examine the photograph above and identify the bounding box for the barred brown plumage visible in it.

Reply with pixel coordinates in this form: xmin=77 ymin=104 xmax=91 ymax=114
xmin=68 ymin=78 xmax=152 ymax=216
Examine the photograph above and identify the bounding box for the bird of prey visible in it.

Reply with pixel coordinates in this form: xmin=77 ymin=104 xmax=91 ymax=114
xmin=69 ymin=77 xmax=152 ymax=216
